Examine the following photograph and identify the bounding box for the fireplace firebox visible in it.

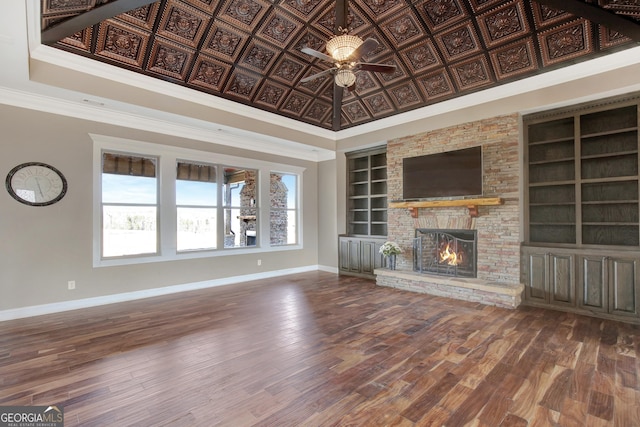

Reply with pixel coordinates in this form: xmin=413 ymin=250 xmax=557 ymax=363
xmin=413 ymin=229 xmax=477 ymax=278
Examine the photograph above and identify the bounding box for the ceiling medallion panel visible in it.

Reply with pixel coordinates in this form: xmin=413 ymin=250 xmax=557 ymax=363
xmin=450 ymin=55 xmax=492 ymax=90
xmin=201 ymin=22 xmax=249 ymax=62
xmin=281 ymin=0 xmax=324 ymax=19
xmin=362 ymin=92 xmax=394 ymax=116
xmin=356 ymin=0 xmax=405 ymax=20
xmin=343 ymin=100 xmax=371 ymax=123
xmin=188 ymin=54 xmax=231 ymax=91
xmin=258 ymin=11 xmax=303 ymax=45
xmin=600 ymin=0 xmax=640 ymax=17
xmin=254 ymin=81 xmax=290 ymax=109
xmin=95 ymin=20 xmax=149 ymax=68
xmin=538 ymin=19 xmax=592 ymax=66
xmin=182 ymin=0 xmax=219 ymax=13
xmin=477 ymin=0 xmax=528 ymax=48
xmin=437 ymin=22 xmax=481 ymax=61
xmin=315 ymin=4 xmax=367 ymax=36
xmin=380 ymin=11 xmax=425 ymax=47
xmin=60 ymin=28 xmax=92 ymax=51
xmin=117 ymin=3 xmax=160 ymax=30
xmin=599 ymin=25 xmax=632 ymax=48
xmin=240 ymin=40 xmax=278 ymax=72
xmin=467 ymin=0 xmax=503 ymax=13
xmin=389 ymin=82 xmax=424 ymax=109
xmin=218 ymin=0 xmax=269 ymax=32
xmin=225 ymin=69 xmax=262 ymax=100
xmin=272 ymin=55 xmax=307 ymax=84
xmin=354 ymin=71 xmax=380 ymax=95
xmin=489 ymin=38 xmax=537 ymax=80
xmin=304 ymin=100 xmax=332 ymax=123
xmin=146 ymin=37 xmax=195 ymax=80
xmin=281 ymin=91 xmax=313 ymax=116
xmin=42 ymin=0 xmax=96 ymax=15
xmin=531 ymin=3 xmax=572 ymax=29
xmin=417 ymin=0 xmax=468 ymax=32
xmin=157 ymin=0 xmax=211 ymax=48
xmin=417 ymin=69 xmax=455 ymax=100
xmin=401 ymin=39 xmax=442 ymax=73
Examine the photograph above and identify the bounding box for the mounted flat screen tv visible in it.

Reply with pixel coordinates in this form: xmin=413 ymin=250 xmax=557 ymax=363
xmin=403 ymin=146 xmax=482 ymax=199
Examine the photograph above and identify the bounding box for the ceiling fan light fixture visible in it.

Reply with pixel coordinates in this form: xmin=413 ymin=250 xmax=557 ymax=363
xmin=335 ymin=68 xmax=356 ymax=88
xmin=326 ymin=34 xmax=363 ymax=61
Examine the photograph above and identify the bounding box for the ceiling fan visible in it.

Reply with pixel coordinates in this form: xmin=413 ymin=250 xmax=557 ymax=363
xmin=300 ymin=0 xmax=396 ymax=130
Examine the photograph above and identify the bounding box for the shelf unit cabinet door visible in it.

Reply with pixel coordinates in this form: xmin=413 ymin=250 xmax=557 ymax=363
xmin=549 ymin=253 xmax=575 ymax=307
xmin=360 ymin=240 xmax=377 ymax=275
xmin=578 ymin=256 xmax=608 ymax=313
xmin=608 ymin=258 xmax=639 ymax=318
xmin=339 ymin=238 xmax=361 ymax=273
xmin=524 ymin=251 xmax=549 ymax=303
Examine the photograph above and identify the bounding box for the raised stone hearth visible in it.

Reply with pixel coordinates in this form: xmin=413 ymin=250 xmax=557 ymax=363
xmin=375 ymin=269 xmax=523 ymax=309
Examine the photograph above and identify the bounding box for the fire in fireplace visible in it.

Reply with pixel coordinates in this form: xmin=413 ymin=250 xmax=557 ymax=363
xmin=413 ymin=229 xmax=477 ymax=278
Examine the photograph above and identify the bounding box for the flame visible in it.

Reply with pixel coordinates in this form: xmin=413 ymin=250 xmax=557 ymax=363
xmin=439 ymin=242 xmax=463 ymax=266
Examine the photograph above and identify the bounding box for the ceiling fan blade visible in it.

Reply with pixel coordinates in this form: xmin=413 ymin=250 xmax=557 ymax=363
xmin=349 ymin=37 xmax=379 ymax=61
xmin=332 ymin=84 xmax=344 ymax=131
xmin=301 ymin=46 xmax=335 ymax=63
xmin=300 ymin=68 xmax=335 ymax=83
xmin=357 ymin=62 xmax=396 ymax=73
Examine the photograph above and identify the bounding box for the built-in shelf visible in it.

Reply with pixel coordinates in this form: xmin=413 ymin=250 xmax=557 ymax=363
xmin=389 ymin=197 xmax=503 ymax=218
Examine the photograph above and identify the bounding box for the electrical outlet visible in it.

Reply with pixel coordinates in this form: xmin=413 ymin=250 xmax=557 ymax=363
xmin=257 ymin=259 xmax=262 ymax=266
xmin=68 ymin=280 xmax=76 ymax=290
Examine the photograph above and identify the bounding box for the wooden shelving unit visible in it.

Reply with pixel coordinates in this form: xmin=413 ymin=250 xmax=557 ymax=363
xmin=526 ymin=103 xmax=639 ymax=246
xmin=346 ymin=148 xmax=387 ymax=237
xmin=389 ymin=197 xmax=503 ymax=218
xmin=521 ymin=95 xmax=640 ymax=323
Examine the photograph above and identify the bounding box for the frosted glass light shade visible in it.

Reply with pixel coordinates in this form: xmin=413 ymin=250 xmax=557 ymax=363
xmin=335 ymin=69 xmax=356 ymax=87
xmin=326 ymin=34 xmax=363 ymax=61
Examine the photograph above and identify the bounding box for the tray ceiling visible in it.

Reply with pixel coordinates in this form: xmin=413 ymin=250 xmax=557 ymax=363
xmin=41 ymin=0 xmax=640 ymax=131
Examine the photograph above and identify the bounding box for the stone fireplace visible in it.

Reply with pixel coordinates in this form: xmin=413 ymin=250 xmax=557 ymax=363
xmin=414 ymin=229 xmax=477 ymax=278
xmin=374 ymin=113 xmax=524 ymax=309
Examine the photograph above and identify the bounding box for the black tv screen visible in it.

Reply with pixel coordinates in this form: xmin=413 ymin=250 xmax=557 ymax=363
xmin=403 ymin=146 xmax=482 ymax=199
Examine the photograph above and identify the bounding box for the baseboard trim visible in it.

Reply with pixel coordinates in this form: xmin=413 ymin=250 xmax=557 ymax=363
xmin=0 ymin=265 xmax=337 ymax=322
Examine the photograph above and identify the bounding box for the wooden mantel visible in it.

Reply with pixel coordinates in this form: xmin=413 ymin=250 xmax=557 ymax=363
xmin=389 ymin=197 xmax=503 ymax=218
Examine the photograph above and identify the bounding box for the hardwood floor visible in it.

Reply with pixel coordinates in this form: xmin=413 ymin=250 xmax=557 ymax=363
xmin=1 ymin=271 xmax=639 ymax=426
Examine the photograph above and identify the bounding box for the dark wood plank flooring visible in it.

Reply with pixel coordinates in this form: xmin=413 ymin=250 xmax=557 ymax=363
xmin=1 ymin=271 xmax=639 ymax=426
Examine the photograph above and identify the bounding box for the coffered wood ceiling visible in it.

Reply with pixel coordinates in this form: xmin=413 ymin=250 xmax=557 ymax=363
xmin=41 ymin=0 xmax=640 ymax=131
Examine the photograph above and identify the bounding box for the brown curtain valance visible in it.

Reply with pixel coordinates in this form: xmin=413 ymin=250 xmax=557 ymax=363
xmin=103 ymin=152 xmax=156 ymax=177
xmin=177 ymin=162 xmax=217 ymax=183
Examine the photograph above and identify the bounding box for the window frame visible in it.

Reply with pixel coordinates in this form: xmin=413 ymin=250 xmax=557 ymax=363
xmin=92 ymin=134 xmax=305 ymax=267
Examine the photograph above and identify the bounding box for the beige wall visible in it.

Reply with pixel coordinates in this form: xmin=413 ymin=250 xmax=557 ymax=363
xmin=0 ymin=104 xmax=320 ymax=312
xmin=317 ymin=159 xmax=338 ymax=269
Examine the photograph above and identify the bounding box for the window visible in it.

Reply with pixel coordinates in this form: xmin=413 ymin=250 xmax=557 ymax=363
xmin=101 ymin=152 xmax=158 ymax=257
xmin=93 ymin=135 xmax=305 ymax=266
xmin=270 ymin=172 xmax=297 ymax=245
xmin=176 ymin=161 xmax=217 ymax=252
xmin=223 ymin=167 xmax=258 ymax=248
